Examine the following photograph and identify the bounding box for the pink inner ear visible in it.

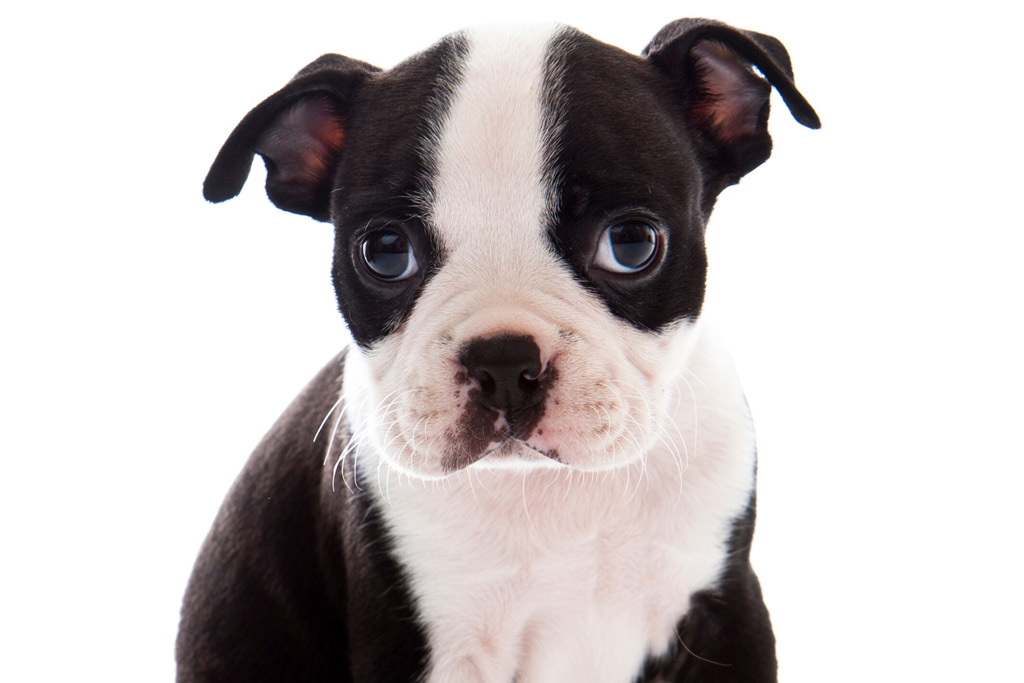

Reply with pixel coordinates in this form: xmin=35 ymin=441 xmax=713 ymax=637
xmin=690 ymin=41 xmax=770 ymax=142
xmin=256 ymin=97 xmax=346 ymax=185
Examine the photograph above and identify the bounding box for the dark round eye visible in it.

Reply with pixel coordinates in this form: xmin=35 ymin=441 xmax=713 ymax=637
xmin=593 ymin=220 xmax=661 ymax=273
xmin=360 ymin=231 xmax=419 ymax=281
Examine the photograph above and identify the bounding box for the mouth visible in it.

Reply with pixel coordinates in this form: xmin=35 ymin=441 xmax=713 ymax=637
xmin=477 ymin=438 xmax=563 ymax=468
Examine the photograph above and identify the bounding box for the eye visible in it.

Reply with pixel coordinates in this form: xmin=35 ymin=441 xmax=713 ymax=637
xmin=593 ymin=220 xmax=661 ymax=273
xmin=360 ymin=230 xmax=419 ymax=281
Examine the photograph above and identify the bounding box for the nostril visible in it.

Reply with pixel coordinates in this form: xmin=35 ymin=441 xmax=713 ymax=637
xmin=519 ymin=367 xmax=542 ymax=390
xmin=476 ymin=369 xmax=496 ymax=395
xmin=521 ymin=361 xmax=542 ymax=383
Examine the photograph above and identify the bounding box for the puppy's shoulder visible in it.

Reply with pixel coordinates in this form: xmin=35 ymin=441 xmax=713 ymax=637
xmin=217 ymin=352 xmax=347 ymax=527
xmin=176 ymin=354 xmax=351 ymax=681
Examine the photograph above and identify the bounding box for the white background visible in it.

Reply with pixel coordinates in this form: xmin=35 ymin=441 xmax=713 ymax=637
xmin=2 ymin=0 xmax=1021 ymax=680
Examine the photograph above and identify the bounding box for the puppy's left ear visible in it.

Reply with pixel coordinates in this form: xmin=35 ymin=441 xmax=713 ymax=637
xmin=643 ymin=18 xmax=820 ymax=183
xmin=203 ymin=54 xmax=381 ymax=222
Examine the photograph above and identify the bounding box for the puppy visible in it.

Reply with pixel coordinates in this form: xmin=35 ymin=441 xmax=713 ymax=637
xmin=177 ymin=18 xmax=819 ymax=683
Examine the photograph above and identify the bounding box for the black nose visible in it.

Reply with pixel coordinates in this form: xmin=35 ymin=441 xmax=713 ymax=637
xmin=459 ymin=334 xmax=545 ymax=416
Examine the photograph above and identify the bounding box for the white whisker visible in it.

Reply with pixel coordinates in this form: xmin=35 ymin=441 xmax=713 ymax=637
xmin=314 ymin=395 xmax=344 ymax=449
xmin=332 ymin=437 xmax=360 ymax=493
xmin=466 ymin=466 xmax=481 ymax=504
xmin=521 ymin=470 xmax=539 ymax=538
xmin=322 ymin=402 xmax=349 ymax=467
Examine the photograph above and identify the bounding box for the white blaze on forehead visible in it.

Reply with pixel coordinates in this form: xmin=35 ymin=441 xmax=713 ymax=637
xmin=429 ymin=24 xmax=560 ymax=249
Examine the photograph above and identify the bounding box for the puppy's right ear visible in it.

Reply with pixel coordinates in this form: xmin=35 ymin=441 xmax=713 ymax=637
xmin=203 ymin=54 xmax=380 ymax=222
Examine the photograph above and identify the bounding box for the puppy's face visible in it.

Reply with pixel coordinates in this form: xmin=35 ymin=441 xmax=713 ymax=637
xmin=336 ymin=27 xmax=707 ymax=478
xmin=202 ymin=21 xmax=818 ymax=480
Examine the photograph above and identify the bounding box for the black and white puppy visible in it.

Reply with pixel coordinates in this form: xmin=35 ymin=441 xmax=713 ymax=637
xmin=177 ymin=18 xmax=819 ymax=683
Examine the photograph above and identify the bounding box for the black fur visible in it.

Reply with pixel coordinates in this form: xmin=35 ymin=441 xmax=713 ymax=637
xmin=176 ymin=355 xmax=429 ymax=682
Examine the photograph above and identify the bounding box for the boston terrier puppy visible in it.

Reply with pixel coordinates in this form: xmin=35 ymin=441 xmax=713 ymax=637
xmin=177 ymin=17 xmax=819 ymax=683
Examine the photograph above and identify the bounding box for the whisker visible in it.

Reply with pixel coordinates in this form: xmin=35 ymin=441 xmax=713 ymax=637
xmin=314 ymin=395 xmax=343 ymax=443
xmin=678 ymin=372 xmax=699 ymax=467
xmin=522 ymin=470 xmax=539 ymax=538
xmin=331 ymin=391 xmax=379 ymax=492
xmin=683 ymin=367 xmax=710 ymax=390
xmin=322 ymin=402 xmax=349 ymax=467
xmin=351 ymin=441 xmax=363 ymax=492
xmin=332 ymin=429 xmax=362 ymax=493
xmin=674 ymin=624 xmax=732 ymax=668
xmin=606 ymin=376 xmax=693 ymax=475
xmin=563 ymin=466 xmax=575 ymax=500
xmin=466 ymin=466 xmax=481 ymax=504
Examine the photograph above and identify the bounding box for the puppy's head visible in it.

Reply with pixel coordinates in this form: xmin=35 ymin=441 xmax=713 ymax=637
xmin=205 ymin=20 xmax=818 ymax=479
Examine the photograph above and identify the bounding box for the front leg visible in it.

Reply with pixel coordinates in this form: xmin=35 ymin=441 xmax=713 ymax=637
xmin=640 ymin=495 xmax=777 ymax=683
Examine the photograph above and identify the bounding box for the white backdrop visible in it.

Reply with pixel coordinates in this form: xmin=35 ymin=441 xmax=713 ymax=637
xmin=2 ymin=1 xmax=1021 ymax=680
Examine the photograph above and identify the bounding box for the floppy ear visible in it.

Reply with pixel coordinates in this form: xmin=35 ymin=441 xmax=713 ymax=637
xmin=643 ymin=18 xmax=819 ymax=183
xmin=203 ymin=54 xmax=381 ymax=222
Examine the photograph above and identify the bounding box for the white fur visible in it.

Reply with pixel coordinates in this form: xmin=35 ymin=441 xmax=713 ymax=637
xmin=340 ymin=25 xmax=758 ymax=682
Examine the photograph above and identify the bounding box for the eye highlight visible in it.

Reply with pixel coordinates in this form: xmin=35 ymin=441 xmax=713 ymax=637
xmin=360 ymin=230 xmax=419 ymax=281
xmin=593 ymin=220 xmax=661 ymax=274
